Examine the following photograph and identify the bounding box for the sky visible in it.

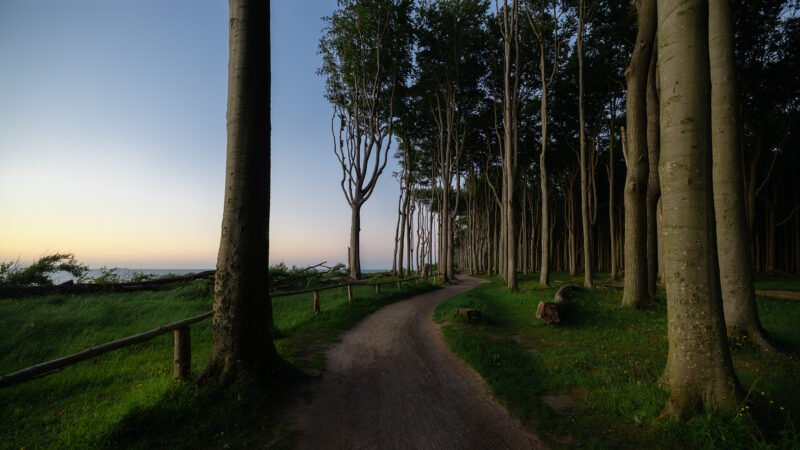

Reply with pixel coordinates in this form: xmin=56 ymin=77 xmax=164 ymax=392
xmin=0 ymin=0 xmax=403 ymax=270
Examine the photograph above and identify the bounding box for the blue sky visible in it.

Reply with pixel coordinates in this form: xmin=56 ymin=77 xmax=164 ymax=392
xmin=0 ymin=0 xmax=402 ymax=269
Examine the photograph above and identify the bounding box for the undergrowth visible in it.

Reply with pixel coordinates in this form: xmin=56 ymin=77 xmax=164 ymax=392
xmin=434 ymin=273 xmax=800 ymax=449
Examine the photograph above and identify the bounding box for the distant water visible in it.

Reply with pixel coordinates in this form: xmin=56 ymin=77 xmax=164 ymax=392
xmin=51 ymin=269 xmax=211 ymax=285
xmin=51 ymin=268 xmax=388 ymax=284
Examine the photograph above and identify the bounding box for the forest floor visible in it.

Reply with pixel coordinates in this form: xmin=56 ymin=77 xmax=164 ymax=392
xmin=434 ymin=272 xmax=800 ymax=449
xmin=281 ymin=275 xmax=545 ymax=449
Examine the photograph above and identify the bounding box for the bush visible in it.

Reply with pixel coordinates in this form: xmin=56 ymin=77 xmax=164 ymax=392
xmin=0 ymin=253 xmax=89 ymax=286
xmin=269 ymin=262 xmax=349 ymax=291
xmin=93 ymin=266 xmax=122 ymax=284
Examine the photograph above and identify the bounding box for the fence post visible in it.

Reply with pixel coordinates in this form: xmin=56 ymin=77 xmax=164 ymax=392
xmin=347 ymin=284 xmax=353 ymax=302
xmin=173 ymin=327 xmax=191 ymax=381
xmin=397 ymin=280 xmax=402 ymax=289
xmin=375 ymin=283 xmax=381 ymax=294
xmin=313 ymin=290 xmax=320 ymax=313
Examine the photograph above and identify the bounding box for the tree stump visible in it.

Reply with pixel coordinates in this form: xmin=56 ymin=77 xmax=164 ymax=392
xmin=458 ymin=308 xmax=482 ymax=323
xmin=536 ymin=284 xmax=575 ymax=324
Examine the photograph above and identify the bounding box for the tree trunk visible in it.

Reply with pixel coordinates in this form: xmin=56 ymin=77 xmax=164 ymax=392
xmin=407 ymin=196 xmax=414 ymax=274
xmin=539 ymin=51 xmax=551 ymax=288
xmin=622 ymin=0 xmax=655 ymax=308
xmin=501 ymin=0 xmax=519 ymax=291
xmin=349 ymin=203 xmax=362 ymax=279
xmin=766 ymin=190 xmax=777 ymax=273
xmin=795 ymin=206 xmax=800 ymax=276
xmin=646 ymin=46 xmax=661 ymax=297
xmin=393 ymin=187 xmax=403 ymax=276
xmin=204 ymin=0 xmax=280 ymax=384
xmin=609 ymin=103 xmax=618 ymax=281
xmin=709 ymin=0 xmax=776 ymax=353
xmin=578 ymin=0 xmax=594 ymax=289
xmin=658 ymin=0 xmax=741 ymax=419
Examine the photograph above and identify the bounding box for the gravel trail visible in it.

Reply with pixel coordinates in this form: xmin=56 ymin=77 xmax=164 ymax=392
xmin=286 ymin=275 xmax=545 ymax=450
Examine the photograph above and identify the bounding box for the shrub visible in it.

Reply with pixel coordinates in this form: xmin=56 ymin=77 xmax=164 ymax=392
xmin=0 ymin=253 xmax=89 ymax=286
xmin=93 ymin=266 xmax=122 ymax=284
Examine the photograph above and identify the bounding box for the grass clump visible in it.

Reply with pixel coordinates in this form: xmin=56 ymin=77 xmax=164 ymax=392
xmin=434 ymin=273 xmax=800 ymax=449
xmin=0 ymin=277 xmax=438 ymax=448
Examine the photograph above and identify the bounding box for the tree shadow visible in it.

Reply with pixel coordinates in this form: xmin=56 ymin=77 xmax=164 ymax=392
xmin=102 ymin=370 xmax=306 ymax=450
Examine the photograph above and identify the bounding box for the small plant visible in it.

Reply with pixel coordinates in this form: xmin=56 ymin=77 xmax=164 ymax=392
xmin=129 ymin=271 xmax=157 ymax=283
xmin=93 ymin=266 xmax=122 ymax=284
xmin=0 ymin=253 xmax=89 ymax=286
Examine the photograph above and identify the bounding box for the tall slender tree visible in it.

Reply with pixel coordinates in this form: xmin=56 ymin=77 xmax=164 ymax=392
xmin=621 ymin=0 xmax=655 ymax=308
xmin=204 ymin=0 xmax=279 ymax=384
xmin=577 ymin=0 xmax=593 ymax=288
xmin=319 ymin=0 xmax=413 ymax=279
xmin=709 ymin=0 xmax=776 ymax=352
xmin=658 ymin=0 xmax=741 ymax=419
xmin=414 ymin=0 xmax=487 ymax=282
xmin=645 ymin=46 xmax=660 ymax=297
xmin=525 ymin=0 xmax=563 ymax=288
xmin=498 ymin=0 xmax=521 ymax=291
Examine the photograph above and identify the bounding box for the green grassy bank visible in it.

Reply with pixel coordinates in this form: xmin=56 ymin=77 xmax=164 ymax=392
xmin=0 ymin=278 xmax=438 ymax=449
xmin=434 ymin=273 xmax=800 ymax=449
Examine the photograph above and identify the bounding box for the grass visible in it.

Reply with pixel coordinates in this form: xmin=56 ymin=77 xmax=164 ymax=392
xmin=0 ymin=277 xmax=438 ymax=449
xmin=434 ymin=273 xmax=800 ymax=449
xmin=754 ymin=274 xmax=800 ymax=291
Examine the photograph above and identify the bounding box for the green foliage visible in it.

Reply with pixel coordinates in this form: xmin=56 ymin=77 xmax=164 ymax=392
xmin=269 ymin=261 xmax=349 ymax=291
xmin=92 ymin=266 xmax=122 ymax=284
xmin=318 ymin=0 xmax=413 ymax=111
xmin=435 ymin=274 xmax=800 ymax=449
xmin=0 ymin=253 xmax=89 ymax=286
xmin=129 ymin=271 xmax=158 ymax=283
xmin=0 ymin=279 xmax=438 ymax=448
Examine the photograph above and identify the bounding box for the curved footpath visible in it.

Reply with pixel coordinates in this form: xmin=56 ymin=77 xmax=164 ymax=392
xmin=285 ymin=275 xmax=545 ymax=449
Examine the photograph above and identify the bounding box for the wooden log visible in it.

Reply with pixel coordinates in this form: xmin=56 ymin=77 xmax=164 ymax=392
xmin=0 ymin=311 xmax=211 ymax=388
xmin=173 ymin=327 xmax=191 ymax=381
xmin=313 ymin=290 xmax=320 ymax=314
xmin=536 ymin=284 xmax=575 ymax=324
xmin=347 ymin=284 xmax=353 ymax=302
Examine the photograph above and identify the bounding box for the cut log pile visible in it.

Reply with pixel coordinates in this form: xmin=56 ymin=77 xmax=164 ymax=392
xmin=536 ymin=284 xmax=575 ymax=324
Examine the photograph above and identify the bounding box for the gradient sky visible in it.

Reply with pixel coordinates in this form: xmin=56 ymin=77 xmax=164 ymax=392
xmin=0 ymin=0 xmax=402 ymax=270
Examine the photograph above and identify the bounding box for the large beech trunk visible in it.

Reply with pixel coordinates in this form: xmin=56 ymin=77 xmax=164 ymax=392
xmin=622 ymin=0 xmax=656 ymax=308
xmin=204 ymin=0 xmax=280 ymax=383
xmin=709 ymin=0 xmax=776 ymax=352
xmin=658 ymin=0 xmax=741 ymax=419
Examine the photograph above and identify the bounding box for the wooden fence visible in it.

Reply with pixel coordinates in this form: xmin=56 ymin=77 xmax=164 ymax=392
xmin=0 ymin=273 xmax=440 ymax=389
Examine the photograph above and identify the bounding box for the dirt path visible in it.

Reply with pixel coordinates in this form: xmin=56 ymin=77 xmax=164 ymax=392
xmin=285 ymin=275 xmax=545 ymax=450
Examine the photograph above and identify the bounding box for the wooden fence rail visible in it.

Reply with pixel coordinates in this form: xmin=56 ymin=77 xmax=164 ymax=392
xmin=0 ymin=311 xmax=212 ymax=389
xmin=0 ymin=273 xmax=441 ymax=389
